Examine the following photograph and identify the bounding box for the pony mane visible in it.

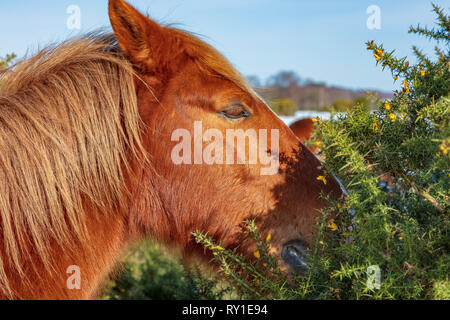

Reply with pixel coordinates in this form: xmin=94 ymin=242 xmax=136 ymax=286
xmin=0 ymin=32 xmax=143 ymax=297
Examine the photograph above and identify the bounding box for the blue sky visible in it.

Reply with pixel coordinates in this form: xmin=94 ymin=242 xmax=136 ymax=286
xmin=0 ymin=0 xmax=446 ymax=92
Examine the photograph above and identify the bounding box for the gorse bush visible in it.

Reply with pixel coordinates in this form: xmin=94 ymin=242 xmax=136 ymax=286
xmin=327 ymin=96 xmax=373 ymax=113
xmin=194 ymin=4 xmax=449 ymax=300
xmin=102 ymin=242 xmax=231 ymax=300
xmin=313 ymin=4 xmax=449 ymax=299
xmin=0 ymin=53 xmax=16 ymax=69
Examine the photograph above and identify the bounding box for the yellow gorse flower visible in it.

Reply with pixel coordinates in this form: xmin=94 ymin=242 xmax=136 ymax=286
xmin=266 ymin=233 xmax=272 ymax=242
xmin=440 ymin=143 xmax=449 ymax=155
xmin=315 ymin=141 xmax=323 ymax=147
xmin=384 ymin=101 xmax=391 ymax=111
xmin=389 ymin=113 xmax=397 ymax=121
xmin=374 ymin=48 xmax=383 ymax=62
xmin=405 ymin=61 xmax=409 ymax=68
xmin=328 ymin=219 xmax=338 ymax=232
xmin=216 ymin=246 xmax=224 ymax=251
xmin=254 ymin=250 xmax=260 ymax=259
xmin=317 ymin=176 xmax=327 ymax=185
xmin=403 ymin=80 xmax=410 ymax=93
xmin=420 ymin=68 xmax=425 ymax=76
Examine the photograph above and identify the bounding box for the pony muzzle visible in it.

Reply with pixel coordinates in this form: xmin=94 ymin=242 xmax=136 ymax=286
xmin=281 ymin=240 xmax=310 ymax=275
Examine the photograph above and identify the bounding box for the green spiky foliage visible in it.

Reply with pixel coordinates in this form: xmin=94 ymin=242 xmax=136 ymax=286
xmin=194 ymin=4 xmax=449 ymax=300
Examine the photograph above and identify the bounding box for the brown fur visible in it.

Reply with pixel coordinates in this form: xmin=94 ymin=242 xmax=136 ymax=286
xmin=289 ymin=118 xmax=318 ymax=153
xmin=0 ymin=0 xmax=342 ymax=299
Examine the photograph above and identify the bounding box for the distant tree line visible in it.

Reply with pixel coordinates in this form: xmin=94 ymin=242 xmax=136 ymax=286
xmin=247 ymin=71 xmax=392 ymax=115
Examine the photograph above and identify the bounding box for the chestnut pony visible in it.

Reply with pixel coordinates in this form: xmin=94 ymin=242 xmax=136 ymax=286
xmin=0 ymin=0 xmax=342 ymax=299
xmin=289 ymin=118 xmax=318 ymax=153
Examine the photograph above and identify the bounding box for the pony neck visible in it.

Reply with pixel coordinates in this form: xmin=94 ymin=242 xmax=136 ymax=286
xmin=1 ymin=207 xmax=130 ymax=300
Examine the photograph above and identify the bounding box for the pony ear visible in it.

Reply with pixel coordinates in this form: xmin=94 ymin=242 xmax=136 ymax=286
xmin=108 ymin=0 xmax=166 ymax=72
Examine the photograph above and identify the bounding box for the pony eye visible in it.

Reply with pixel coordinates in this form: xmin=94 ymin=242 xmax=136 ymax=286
xmin=219 ymin=105 xmax=251 ymax=120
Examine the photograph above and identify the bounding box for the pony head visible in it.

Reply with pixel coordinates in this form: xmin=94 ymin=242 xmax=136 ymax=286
xmin=109 ymin=0 xmax=343 ymax=274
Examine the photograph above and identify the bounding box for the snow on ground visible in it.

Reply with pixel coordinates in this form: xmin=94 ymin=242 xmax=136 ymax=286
xmin=278 ymin=110 xmax=332 ymax=126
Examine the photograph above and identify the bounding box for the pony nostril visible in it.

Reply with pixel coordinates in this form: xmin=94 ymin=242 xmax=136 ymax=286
xmin=281 ymin=241 xmax=309 ymax=275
